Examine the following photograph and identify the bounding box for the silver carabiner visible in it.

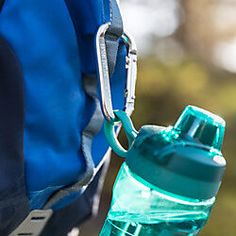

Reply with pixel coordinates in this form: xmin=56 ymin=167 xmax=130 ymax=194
xmin=96 ymin=23 xmax=137 ymax=121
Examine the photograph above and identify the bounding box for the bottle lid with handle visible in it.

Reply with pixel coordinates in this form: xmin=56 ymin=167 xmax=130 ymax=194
xmin=104 ymin=105 xmax=226 ymax=200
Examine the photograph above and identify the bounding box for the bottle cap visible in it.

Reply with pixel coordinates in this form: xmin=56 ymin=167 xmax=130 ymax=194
xmin=174 ymin=105 xmax=225 ymax=150
xmin=126 ymin=106 xmax=226 ymax=199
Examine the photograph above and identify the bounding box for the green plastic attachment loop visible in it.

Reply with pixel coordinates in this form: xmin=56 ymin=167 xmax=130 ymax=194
xmin=104 ymin=110 xmax=138 ymax=158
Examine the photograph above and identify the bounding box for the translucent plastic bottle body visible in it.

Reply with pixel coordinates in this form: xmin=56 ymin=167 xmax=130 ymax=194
xmin=100 ymin=163 xmax=215 ymax=236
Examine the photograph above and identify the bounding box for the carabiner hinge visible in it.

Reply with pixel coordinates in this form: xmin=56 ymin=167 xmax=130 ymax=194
xmin=96 ymin=23 xmax=138 ymax=121
xmin=122 ymin=33 xmax=137 ymax=116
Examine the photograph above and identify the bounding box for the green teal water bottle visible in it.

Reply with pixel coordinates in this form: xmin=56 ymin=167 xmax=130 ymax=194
xmin=100 ymin=105 xmax=226 ymax=236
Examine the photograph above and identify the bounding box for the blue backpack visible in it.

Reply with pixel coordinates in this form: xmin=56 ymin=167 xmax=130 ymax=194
xmin=0 ymin=0 xmax=136 ymax=235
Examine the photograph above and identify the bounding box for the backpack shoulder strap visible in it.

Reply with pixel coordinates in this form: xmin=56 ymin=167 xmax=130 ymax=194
xmin=43 ymin=0 xmax=124 ymax=209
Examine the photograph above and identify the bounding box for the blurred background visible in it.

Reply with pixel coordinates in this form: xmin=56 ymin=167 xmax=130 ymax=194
xmin=81 ymin=0 xmax=236 ymax=235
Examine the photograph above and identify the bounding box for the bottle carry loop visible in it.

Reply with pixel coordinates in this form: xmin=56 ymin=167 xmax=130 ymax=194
xmin=104 ymin=110 xmax=138 ymax=158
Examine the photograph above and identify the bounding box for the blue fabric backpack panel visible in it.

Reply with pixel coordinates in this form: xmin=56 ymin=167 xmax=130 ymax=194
xmin=0 ymin=0 xmax=126 ymax=234
xmin=0 ymin=0 xmax=88 ymax=208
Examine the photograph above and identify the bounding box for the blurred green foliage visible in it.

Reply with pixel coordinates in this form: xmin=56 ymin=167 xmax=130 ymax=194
xmin=81 ymin=58 xmax=236 ymax=236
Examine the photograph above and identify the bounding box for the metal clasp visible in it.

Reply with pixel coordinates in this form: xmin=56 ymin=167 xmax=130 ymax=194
xmin=96 ymin=23 xmax=137 ymax=121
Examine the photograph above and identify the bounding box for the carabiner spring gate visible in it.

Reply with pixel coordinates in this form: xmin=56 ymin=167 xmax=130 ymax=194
xmin=96 ymin=23 xmax=137 ymax=121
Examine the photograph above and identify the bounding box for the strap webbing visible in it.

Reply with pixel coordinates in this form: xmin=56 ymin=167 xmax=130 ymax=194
xmin=105 ymin=0 xmax=123 ymax=75
xmin=65 ymin=0 xmax=123 ymax=75
xmin=9 ymin=210 xmax=53 ymax=236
